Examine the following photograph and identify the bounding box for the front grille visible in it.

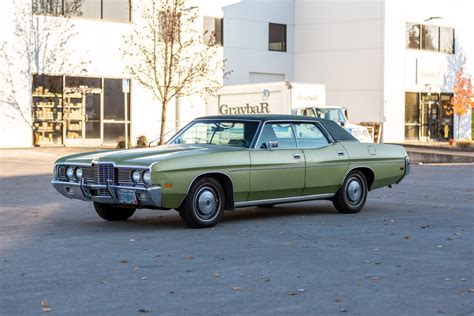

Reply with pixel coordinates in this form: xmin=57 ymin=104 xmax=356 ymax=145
xmin=93 ymin=164 xmax=115 ymax=196
xmin=83 ymin=167 xmax=94 ymax=181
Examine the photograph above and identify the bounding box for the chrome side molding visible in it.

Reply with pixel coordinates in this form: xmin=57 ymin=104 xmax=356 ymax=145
xmin=234 ymin=193 xmax=334 ymax=208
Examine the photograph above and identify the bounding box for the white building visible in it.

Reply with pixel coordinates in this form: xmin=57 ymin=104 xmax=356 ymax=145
xmin=0 ymin=0 xmax=472 ymax=148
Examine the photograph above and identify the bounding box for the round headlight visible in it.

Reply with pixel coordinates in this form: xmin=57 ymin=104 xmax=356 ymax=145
xmin=75 ymin=167 xmax=83 ymax=179
xmin=131 ymin=170 xmax=142 ymax=183
xmin=142 ymin=170 xmax=152 ymax=185
xmin=66 ymin=166 xmax=75 ymax=180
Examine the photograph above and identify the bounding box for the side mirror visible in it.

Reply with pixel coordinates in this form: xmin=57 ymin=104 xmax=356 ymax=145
xmin=267 ymin=140 xmax=279 ymax=150
xmin=340 ymin=121 xmax=345 ymax=127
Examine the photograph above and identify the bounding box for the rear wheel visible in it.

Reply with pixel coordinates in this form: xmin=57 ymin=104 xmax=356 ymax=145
xmin=178 ymin=177 xmax=225 ymax=228
xmin=93 ymin=203 xmax=136 ymax=221
xmin=333 ymin=170 xmax=368 ymax=214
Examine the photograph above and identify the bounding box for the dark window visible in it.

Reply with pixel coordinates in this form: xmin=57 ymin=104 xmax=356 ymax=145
xmin=406 ymin=23 xmax=420 ymax=49
xmin=65 ymin=76 xmax=101 ymax=89
xmin=203 ymin=17 xmax=223 ymax=46
xmin=440 ymin=27 xmax=454 ymax=54
xmin=269 ymin=23 xmax=287 ymax=52
xmin=103 ymin=0 xmax=130 ymax=22
xmin=104 ymin=79 xmax=125 ymax=120
xmin=421 ymin=25 xmax=439 ymax=51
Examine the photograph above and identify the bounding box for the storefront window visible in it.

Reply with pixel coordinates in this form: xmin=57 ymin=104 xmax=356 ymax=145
xmin=32 ymin=75 xmax=64 ymax=145
xmin=31 ymin=75 xmax=130 ymax=147
xmin=406 ymin=23 xmax=420 ymax=49
xmin=405 ymin=93 xmax=419 ymax=140
xmin=104 ymin=123 xmax=125 ymax=144
xmin=440 ymin=94 xmax=454 ymax=140
xmin=104 ymin=79 xmax=125 ymax=120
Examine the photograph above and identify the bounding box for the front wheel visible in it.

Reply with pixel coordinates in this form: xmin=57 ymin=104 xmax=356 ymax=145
xmin=178 ymin=177 xmax=225 ymax=228
xmin=333 ymin=171 xmax=368 ymax=214
xmin=93 ymin=203 xmax=136 ymax=221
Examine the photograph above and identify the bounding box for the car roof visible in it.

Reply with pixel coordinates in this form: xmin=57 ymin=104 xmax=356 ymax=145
xmin=196 ymin=114 xmax=325 ymax=123
xmin=194 ymin=114 xmax=357 ymax=142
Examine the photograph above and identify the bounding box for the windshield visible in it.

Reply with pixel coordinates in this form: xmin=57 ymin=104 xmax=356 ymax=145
xmin=171 ymin=120 xmax=259 ymax=148
xmin=315 ymin=108 xmax=346 ymax=123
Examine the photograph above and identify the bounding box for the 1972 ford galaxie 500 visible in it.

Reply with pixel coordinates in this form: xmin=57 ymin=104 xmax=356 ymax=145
xmin=52 ymin=114 xmax=410 ymax=228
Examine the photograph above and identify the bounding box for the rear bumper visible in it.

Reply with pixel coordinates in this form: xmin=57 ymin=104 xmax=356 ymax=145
xmin=51 ymin=179 xmax=162 ymax=208
xmin=396 ymin=157 xmax=410 ymax=184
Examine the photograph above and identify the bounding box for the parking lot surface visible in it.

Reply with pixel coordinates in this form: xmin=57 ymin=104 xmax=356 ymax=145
xmin=1 ymin=149 xmax=473 ymax=315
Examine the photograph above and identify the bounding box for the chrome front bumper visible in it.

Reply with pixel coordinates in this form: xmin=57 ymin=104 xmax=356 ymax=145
xmin=51 ymin=179 xmax=162 ymax=208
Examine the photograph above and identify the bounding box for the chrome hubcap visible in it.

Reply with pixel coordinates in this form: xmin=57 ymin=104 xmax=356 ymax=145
xmin=196 ymin=188 xmax=217 ymax=217
xmin=347 ymin=179 xmax=362 ymax=203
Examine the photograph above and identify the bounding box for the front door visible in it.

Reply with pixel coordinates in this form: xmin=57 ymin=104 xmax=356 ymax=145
xmin=248 ymin=122 xmax=305 ymax=201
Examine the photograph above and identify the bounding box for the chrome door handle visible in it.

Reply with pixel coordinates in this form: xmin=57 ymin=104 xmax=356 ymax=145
xmin=293 ymin=153 xmax=301 ymax=159
xmin=337 ymin=151 xmax=345 ymax=156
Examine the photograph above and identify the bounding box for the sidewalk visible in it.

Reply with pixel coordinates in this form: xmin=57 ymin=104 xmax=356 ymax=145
xmin=399 ymin=143 xmax=474 ymax=163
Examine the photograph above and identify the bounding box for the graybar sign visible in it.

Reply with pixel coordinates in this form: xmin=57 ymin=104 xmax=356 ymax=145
xmin=219 ymin=103 xmax=270 ymax=115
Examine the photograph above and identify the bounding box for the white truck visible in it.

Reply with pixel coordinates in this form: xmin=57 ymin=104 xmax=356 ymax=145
xmin=206 ymin=81 xmax=373 ymax=143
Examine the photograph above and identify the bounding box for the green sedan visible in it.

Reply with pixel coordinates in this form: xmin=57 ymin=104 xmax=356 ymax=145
xmin=52 ymin=114 xmax=410 ymax=228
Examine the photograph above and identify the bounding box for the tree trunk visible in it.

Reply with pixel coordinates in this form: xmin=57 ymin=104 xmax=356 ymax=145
xmin=159 ymin=99 xmax=168 ymax=145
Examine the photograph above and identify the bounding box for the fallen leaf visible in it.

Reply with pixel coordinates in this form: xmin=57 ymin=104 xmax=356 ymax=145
xmin=213 ymin=273 xmax=220 ymax=278
xmin=120 ymin=260 xmax=128 ymax=264
xmin=184 ymin=256 xmax=195 ymax=260
xmin=138 ymin=308 xmax=150 ymax=313
xmin=335 ymin=297 xmax=342 ymax=303
xmin=403 ymin=235 xmax=410 ymax=239
xmin=41 ymin=300 xmax=52 ymax=312
xmin=468 ymin=288 xmax=474 ymax=293
xmin=260 ymin=277 xmax=270 ymax=282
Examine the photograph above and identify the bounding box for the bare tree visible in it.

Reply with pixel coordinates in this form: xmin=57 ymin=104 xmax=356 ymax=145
xmin=0 ymin=0 xmax=88 ymax=144
xmin=123 ymin=0 xmax=229 ymax=145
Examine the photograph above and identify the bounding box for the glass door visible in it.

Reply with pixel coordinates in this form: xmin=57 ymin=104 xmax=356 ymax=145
xmin=420 ymin=94 xmax=440 ymax=141
xmin=83 ymin=90 xmax=102 ymax=146
xmin=64 ymin=77 xmax=103 ymax=146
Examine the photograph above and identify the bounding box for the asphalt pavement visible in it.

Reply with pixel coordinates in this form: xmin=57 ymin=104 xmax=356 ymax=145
xmin=0 ymin=149 xmax=473 ymax=315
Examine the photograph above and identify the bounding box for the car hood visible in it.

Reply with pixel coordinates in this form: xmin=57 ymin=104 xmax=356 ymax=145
xmin=56 ymin=144 xmax=246 ymax=167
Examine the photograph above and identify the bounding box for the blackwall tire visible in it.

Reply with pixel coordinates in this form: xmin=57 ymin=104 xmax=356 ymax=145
xmin=333 ymin=170 xmax=368 ymax=214
xmin=178 ymin=177 xmax=225 ymax=228
xmin=93 ymin=202 xmax=136 ymax=221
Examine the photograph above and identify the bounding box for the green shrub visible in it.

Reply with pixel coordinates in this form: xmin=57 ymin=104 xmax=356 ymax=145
xmin=136 ymin=135 xmax=148 ymax=148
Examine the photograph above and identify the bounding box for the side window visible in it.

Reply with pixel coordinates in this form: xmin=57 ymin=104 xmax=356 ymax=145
xmin=293 ymin=123 xmax=329 ymax=149
xmin=258 ymin=123 xmax=297 ymax=149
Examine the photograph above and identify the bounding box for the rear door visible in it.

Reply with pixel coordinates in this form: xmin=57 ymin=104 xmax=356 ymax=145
xmin=248 ymin=122 xmax=305 ymax=201
xmin=293 ymin=122 xmax=349 ymax=195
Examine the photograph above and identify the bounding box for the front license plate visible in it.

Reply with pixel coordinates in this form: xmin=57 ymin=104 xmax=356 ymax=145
xmin=118 ymin=190 xmax=138 ymax=204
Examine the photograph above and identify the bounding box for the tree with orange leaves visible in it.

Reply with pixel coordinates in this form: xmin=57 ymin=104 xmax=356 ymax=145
xmin=450 ymin=58 xmax=474 ymax=139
